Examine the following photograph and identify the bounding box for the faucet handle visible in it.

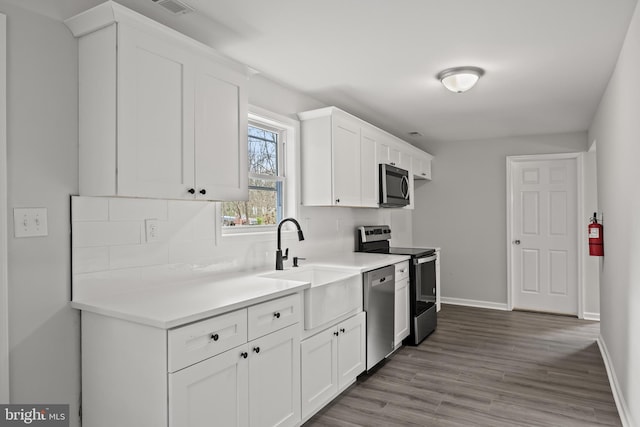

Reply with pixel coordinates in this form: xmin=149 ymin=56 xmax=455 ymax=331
xmin=293 ymin=257 xmax=306 ymax=267
xmin=282 ymin=248 xmax=289 ymax=261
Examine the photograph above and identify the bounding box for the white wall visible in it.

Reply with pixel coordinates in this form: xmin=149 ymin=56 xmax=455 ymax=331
xmin=412 ymin=132 xmax=588 ymax=306
xmin=1 ymin=1 xmax=80 ymax=424
xmin=583 ymin=142 xmax=600 ymax=318
xmin=588 ymin=0 xmax=640 ymax=424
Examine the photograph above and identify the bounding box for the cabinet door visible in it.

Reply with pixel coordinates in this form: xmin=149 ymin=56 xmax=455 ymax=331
xmin=376 ymin=140 xmax=391 ymax=166
xmin=194 ymin=59 xmax=248 ymax=201
xmin=332 ymin=115 xmax=361 ymax=206
xmin=360 ymin=127 xmax=379 ymax=208
xmin=337 ymin=312 xmax=366 ymax=390
xmin=169 ymin=344 xmax=249 ymax=427
xmin=413 ymin=154 xmax=432 ymax=180
xmin=300 ymin=328 xmax=338 ymax=419
xmin=248 ymin=324 xmax=300 ymax=427
xmin=395 ymin=277 xmax=410 ymax=346
xmin=117 ymin=24 xmax=196 ymax=199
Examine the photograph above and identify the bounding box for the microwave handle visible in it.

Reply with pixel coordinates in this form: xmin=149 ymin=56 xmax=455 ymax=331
xmin=401 ymin=175 xmax=409 ymax=199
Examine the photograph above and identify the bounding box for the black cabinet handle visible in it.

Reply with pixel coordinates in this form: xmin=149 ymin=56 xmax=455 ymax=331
xmin=340 ymin=328 xmax=345 ymax=333
xmin=274 ymin=312 xmax=281 ymax=319
xmin=334 ymin=331 xmax=339 ymax=336
xmin=210 ymin=333 xmax=219 ymax=341
xmin=253 ymin=347 xmax=260 ymax=354
xmin=199 ymin=189 xmax=207 ymax=195
xmin=335 ymin=198 xmax=340 ymax=204
xmin=187 ymin=188 xmax=195 ymax=194
xmin=240 ymin=352 xmax=248 ymax=359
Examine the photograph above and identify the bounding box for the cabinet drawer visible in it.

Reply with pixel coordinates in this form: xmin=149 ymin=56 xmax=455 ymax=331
xmin=395 ymin=261 xmax=410 ymax=281
xmin=248 ymin=293 xmax=300 ymax=341
xmin=168 ymin=309 xmax=247 ymax=372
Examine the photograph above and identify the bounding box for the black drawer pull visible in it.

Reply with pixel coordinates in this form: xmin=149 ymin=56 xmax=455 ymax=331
xmin=334 ymin=331 xmax=339 ymax=336
xmin=187 ymin=188 xmax=195 ymax=194
xmin=240 ymin=352 xmax=248 ymax=359
xmin=340 ymin=328 xmax=345 ymax=333
xmin=274 ymin=312 xmax=281 ymax=319
xmin=253 ymin=347 xmax=260 ymax=354
xmin=199 ymin=189 xmax=207 ymax=195
xmin=211 ymin=333 xmax=219 ymax=341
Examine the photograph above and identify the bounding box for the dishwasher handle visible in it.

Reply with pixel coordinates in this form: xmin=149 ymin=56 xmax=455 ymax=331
xmin=371 ymin=274 xmax=394 ymax=287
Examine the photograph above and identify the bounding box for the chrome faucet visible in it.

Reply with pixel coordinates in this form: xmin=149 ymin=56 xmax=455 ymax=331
xmin=276 ymin=218 xmax=305 ymax=270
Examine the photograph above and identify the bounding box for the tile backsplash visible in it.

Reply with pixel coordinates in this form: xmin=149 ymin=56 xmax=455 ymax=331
xmin=71 ymin=196 xmax=413 ymax=300
xmin=72 ymin=196 xmax=217 ymax=274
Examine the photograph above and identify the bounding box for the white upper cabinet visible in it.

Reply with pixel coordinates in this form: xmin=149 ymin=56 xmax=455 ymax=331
xmin=412 ymin=151 xmax=433 ymax=180
xmin=66 ymin=2 xmax=248 ymax=201
xmin=298 ymin=107 xmax=432 ymax=208
xmin=331 ymin=114 xmax=362 ymax=206
xmin=298 ymin=108 xmax=368 ymax=207
xmin=359 ymin=126 xmax=381 ymax=208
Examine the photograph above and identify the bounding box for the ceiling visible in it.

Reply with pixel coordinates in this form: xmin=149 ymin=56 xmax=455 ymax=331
xmin=12 ymin=0 xmax=639 ymax=146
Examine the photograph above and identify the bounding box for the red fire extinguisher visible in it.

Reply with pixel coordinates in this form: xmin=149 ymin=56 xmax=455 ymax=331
xmin=588 ymin=212 xmax=604 ymax=256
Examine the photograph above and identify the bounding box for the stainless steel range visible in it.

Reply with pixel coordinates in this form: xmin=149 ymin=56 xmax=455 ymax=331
xmin=357 ymin=225 xmax=437 ymax=345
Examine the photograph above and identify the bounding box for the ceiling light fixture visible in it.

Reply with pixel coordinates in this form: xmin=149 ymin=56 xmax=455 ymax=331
xmin=437 ymin=66 xmax=485 ymax=93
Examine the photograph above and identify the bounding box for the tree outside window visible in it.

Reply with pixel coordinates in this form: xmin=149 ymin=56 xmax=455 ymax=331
xmin=221 ymin=123 xmax=284 ymax=227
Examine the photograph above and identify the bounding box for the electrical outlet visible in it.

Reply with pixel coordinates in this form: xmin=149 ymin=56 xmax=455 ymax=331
xmin=145 ymin=219 xmax=160 ymax=243
xmin=13 ymin=208 xmax=48 ymax=238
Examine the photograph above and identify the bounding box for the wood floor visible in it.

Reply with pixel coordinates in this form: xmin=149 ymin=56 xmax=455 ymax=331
xmin=304 ymin=304 xmax=621 ymax=427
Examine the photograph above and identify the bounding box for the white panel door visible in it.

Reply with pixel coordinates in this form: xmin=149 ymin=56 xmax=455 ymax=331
xmin=360 ymin=128 xmax=378 ymax=207
xmin=510 ymin=157 xmax=578 ymax=314
xmin=248 ymin=325 xmax=300 ymax=427
xmin=117 ymin=24 xmax=195 ymax=199
xmin=394 ymin=277 xmax=410 ymax=345
xmin=300 ymin=328 xmax=338 ymax=419
xmin=337 ymin=312 xmax=366 ymax=390
xmin=169 ymin=344 xmax=249 ymax=427
xmin=331 ymin=115 xmax=361 ymax=206
xmin=194 ymin=59 xmax=248 ymax=201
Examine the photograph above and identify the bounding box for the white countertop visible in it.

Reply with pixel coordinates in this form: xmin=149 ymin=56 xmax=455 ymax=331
xmin=71 ymin=252 xmax=410 ymax=329
xmin=310 ymin=252 xmax=410 ymax=272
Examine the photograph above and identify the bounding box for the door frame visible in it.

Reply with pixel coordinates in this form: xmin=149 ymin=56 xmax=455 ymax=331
xmin=0 ymin=12 xmax=9 ymax=402
xmin=506 ymin=152 xmax=584 ymax=317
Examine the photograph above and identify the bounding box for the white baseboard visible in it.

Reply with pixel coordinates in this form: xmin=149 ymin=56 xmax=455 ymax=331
xmin=582 ymin=311 xmax=600 ymax=321
xmin=440 ymin=297 xmax=509 ymax=311
xmin=597 ymin=335 xmax=633 ymax=427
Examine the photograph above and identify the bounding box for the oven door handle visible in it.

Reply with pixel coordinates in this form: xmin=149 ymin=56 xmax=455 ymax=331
xmin=415 ymin=255 xmax=437 ymax=264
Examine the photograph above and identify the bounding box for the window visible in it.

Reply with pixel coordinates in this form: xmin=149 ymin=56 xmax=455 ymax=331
xmin=221 ymin=109 xmax=295 ymax=233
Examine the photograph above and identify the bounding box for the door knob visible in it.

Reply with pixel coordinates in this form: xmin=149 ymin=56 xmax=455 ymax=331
xmin=513 ymin=240 xmax=521 ymax=245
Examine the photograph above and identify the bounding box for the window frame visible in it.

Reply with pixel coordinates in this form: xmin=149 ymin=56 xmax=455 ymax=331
xmin=220 ymin=106 xmax=299 ymax=237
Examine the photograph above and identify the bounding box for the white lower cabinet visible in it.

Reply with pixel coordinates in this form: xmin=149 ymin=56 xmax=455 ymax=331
xmin=249 ymin=325 xmax=301 ymax=427
xmin=80 ymin=293 xmax=301 ymax=427
xmin=169 ymin=324 xmax=300 ymax=427
xmin=170 ymin=343 xmax=250 ymax=427
xmin=301 ymin=312 xmax=366 ymax=420
xmin=395 ymin=277 xmax=410 ymax=346
xmin=395 ymin=261 xmax=410 ymax=347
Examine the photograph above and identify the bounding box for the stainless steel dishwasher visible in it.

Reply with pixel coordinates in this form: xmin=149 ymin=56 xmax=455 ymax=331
xmin=363 ymin=264 xmax=395 ymax=371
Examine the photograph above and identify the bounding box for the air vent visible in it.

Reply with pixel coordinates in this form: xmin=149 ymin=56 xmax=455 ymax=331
xmin=408 ymin=131 xmax=423 ymax=137
xmin=152 ymin=0 xmax=194 ymax=15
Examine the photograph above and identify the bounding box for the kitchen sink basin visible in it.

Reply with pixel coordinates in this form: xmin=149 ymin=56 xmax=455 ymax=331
xmin=261 ymin=266 xmax=362 ymax=330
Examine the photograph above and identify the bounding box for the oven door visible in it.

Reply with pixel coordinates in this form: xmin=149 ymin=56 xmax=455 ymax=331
xmin=409 ymin=253 xmax=437 ymax=345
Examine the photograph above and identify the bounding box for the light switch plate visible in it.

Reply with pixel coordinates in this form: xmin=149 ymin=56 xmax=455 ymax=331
xmin=14 ymin=207 xmax=48 ymax=238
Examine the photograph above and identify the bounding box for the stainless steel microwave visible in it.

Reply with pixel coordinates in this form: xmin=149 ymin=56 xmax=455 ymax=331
xmin=379 ymin=164 xmax=410 ymax=207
